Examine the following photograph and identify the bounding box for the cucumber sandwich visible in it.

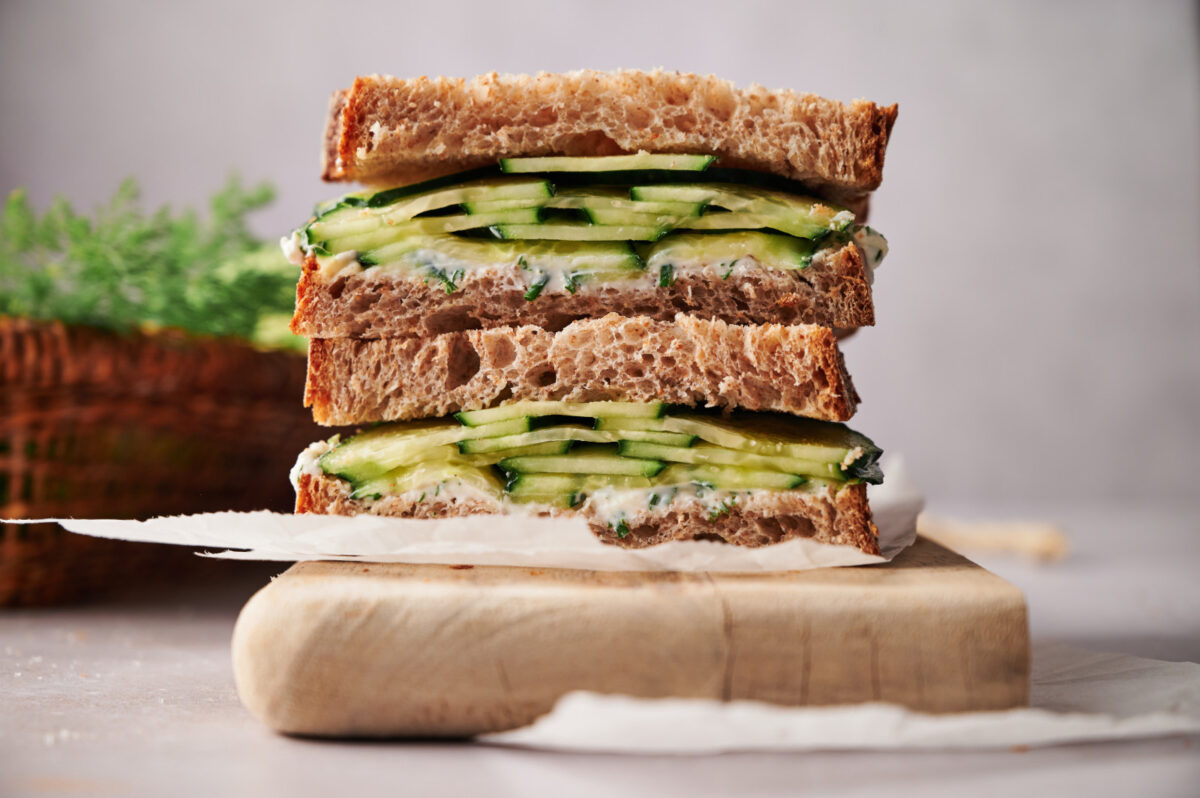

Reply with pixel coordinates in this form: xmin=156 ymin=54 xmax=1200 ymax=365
xmin=287 ymin=70 xmax=898 ymax=555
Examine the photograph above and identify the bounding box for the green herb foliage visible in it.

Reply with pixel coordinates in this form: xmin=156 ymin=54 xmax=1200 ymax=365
xmin=0 ymin=177 xmax=301 ymax=348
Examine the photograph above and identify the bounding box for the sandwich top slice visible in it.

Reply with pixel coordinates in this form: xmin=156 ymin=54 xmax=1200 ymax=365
xmin=321 ymin=70 xmax=898 ymax=202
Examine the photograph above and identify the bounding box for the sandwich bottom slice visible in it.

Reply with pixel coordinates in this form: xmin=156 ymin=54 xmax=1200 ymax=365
xmin=293 ymin=400 xmax=882 ymax=555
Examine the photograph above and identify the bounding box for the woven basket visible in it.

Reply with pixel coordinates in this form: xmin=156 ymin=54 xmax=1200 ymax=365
xmin=0 ymin=317 xmax=321 ymax=605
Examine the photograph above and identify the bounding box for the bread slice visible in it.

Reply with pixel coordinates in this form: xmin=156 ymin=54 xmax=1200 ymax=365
xmin=296 ymin=472 xmax=880 ymax=555
xmin=292 ymin=240 xmax=873 ymax=339
xmin=322 ymin=70 xmax=897 ymax=201
xmin=305 ymin=314 xmax=858 ymax=425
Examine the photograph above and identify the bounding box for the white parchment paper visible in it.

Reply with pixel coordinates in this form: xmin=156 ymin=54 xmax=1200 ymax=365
xmin=31 ymin=458 xmax=922 ymax=572
xmin=482 ymin=644 xmax=1200 ymax=752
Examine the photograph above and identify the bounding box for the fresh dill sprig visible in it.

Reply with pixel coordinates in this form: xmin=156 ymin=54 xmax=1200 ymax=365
xmin=0 ymin=177 xmax=302 ymax=349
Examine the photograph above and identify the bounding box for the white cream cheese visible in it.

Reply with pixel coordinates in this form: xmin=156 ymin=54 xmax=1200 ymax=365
xmin=290 ymin=437 xmax=336 ymax=492
xmin=851 ymin=225 xmax=888 ymax=285
xmin=280 ymin=231 xmax=306 ymax=266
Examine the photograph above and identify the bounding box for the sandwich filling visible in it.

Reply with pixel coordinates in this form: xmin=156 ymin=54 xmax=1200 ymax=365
xmin=294 ymin=400 xmax=882 ymax=540
xmin=283 ymin=154 xmax=887 ymax=296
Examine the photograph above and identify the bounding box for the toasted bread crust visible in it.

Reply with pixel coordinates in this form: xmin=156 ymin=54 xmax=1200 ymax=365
xmin=292 ymin=242 xmax=873 ymax=339
xmin=321 ymin=70 xmax=897 ymax=197
xmin=296 ymin=472 xmax=880 ymax=555
xmin=305 ymin=313 xmax=858 ymax=425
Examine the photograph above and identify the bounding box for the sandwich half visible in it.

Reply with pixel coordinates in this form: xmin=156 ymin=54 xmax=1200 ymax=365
xmin=287 ymin=70 xmax=896 ymax=556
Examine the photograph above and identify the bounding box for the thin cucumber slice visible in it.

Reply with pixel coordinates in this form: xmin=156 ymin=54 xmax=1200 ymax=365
xmin=656 ymin=464 xmax=806 ymax=491
xmin=618 ymin=441 xmax=839 ymax=480
xmin=491 ymin=222 xmax=667 ymax=242
xmin=501 ymin=154 xmax=716 ymax=173
xmin=462 ymin=199 xmax=546 ymax=214
xmin=595 ymin=413 xmax=876 ymax=466
xmin=499 ymin=453 xmax=667 ymax=477
xmin=675 ymin=212 xmax=834 ymax=240
xmin=584 ymin=208 xmax=687 ymax=227
xmin=314 ymin=178 xmax=551 ymax=229
xmin=458 ymin=427 xmax=696 ymax=454
xmin=361 ymin=167 xmax=505 ymax=208
xmin=548 ymin=190 xmax=704 ymax=216
xmin=644 ymin=231 xmax=815 ymax=271
xmin=504 ymin=473 xmax=657 ymax=506
xmin=349 ymin=461 xmax=504 ymax=501
xmin=455 ymin=400 xmax=666 ymax=427
xmin=504 ymin=473 xmax=584 ymax=507
xmin=632 ymin=184 xmax=853 ymax=239
xmin=319 ymin=417 xmax=530 ymax=483
xmin=323 ymin=209 xmax=541 ymax=254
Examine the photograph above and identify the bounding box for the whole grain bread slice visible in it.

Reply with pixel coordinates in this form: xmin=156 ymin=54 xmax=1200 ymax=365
xmin=322 ymin=70 xmax=897 ymax=199
xmin=292 ymin=240 xmax=873 ymax=339
xmin=306 ymin=313 xmax=859 ymax=425
xmin=296 ymin=472 xmax=880 ymax=555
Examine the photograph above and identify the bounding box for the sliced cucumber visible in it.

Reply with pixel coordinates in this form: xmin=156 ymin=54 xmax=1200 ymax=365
xmin=618 ymin=441 xmax=838 ymax=480
xmin=319 ymin=417 xmax=530 ymax=483
xmin=314 ymin=177 xmax=551 ymax=229
xmin=457 ymin=426 xmax=694 ymax=454
xmin=455 ymin=400 xmax=666 ymax=427
xmin=360 ymin=167 xmax=504 ymax=208
xmin=676 ymin=212 xmax=834 ymax=240
xmin=504 ymin=473 xmax=584 ymax=507
xmin=501 ymin=154 xmax=716 ymax=173
xmin=631 ymin=184 xmax=853 ymax=239
xmin=491 ymin=222 xmax=667 ymax=242
xmin=596 ymin=413 xmax=875 ymax=465
xmin=549 ymin=189 xmax=704 ymax=216
xmin=584 ymin=208 xmax=686 ymax=227
xmin=657 ymin=464 xmax=806 ymax=491
xmin=643 ymin=231 xmax=814 ymax=271
xmin=349 ymin=460 xmax=504 ymax=501
xmin=499 ymin=453 xmax=667 ymax=477
xmin=323 ymin=209 xmax=541 ymax=254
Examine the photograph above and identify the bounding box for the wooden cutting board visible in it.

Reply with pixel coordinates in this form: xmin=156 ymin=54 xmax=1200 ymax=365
xmin=232 ymin=537 xmax=1029 ymax=737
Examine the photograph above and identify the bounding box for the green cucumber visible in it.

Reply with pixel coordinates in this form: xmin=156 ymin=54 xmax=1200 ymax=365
xmin=501 ymin=154 xmax=716 ymax=173
xmin=504 ymin=473 xmax=584 ymax=507
xmin=676 ymin=212 xmax=835 ymax=240
xmin=314 ymin=177 xmax=551 ymax=229
xmin=349 ymin=461 xmax=504 ymax=501
xmin=617 ymin=440 xmax=838 ymax=480
xmin=319 ymin=417 xmax=530 ymax=483
xmin=455 ymin=400 xmax=666 ymax=427
xmin=457 ymin=426 xmax=695 ymax=454
xmin=595 ymin=413 xmax=870 ymax=464
xmin=549 ymin=189 xmax=704 ymax=216
xmin=584 ymin=208 xmax=686 ymax=227
xmin=491 ymin=222 xmax=667 ymax=242
xmin=323 ymin=209 xmax=541 ymax=254
xmin=643 ymin=231 xmax=814 ymax=271
xmin=657 ymin=464 xmax=806 ymax=491
xmin=631 ymin=184 xmax=853 ymax=239
xmin=499 ymin=453 xmax=667 ymax=477
xmin=360 ymin=167 xmax=505 ymax=208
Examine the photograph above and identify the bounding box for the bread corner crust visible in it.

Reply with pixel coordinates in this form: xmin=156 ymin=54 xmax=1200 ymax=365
xmin=295 ymin=473 xmax=880 ymax=556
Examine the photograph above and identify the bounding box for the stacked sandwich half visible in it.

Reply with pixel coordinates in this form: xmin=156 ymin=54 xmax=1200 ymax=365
xmin=286 ymin=70 xmax=897 ymax=555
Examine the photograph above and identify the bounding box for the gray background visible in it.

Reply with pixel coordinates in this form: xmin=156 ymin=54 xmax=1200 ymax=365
xmin=2 ymin=0 xmax=1197 ymax=514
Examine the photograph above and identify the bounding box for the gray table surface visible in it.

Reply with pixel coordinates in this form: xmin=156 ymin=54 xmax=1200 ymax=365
xmin=2 ymin=502 xmax=1198 ymax=798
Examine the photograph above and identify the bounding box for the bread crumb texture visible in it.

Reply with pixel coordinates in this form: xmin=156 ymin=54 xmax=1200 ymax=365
xmin=324 ymin=70 xmax=897 ymax=194
xmin=305 ymin=313 xmax=858 ymax=425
